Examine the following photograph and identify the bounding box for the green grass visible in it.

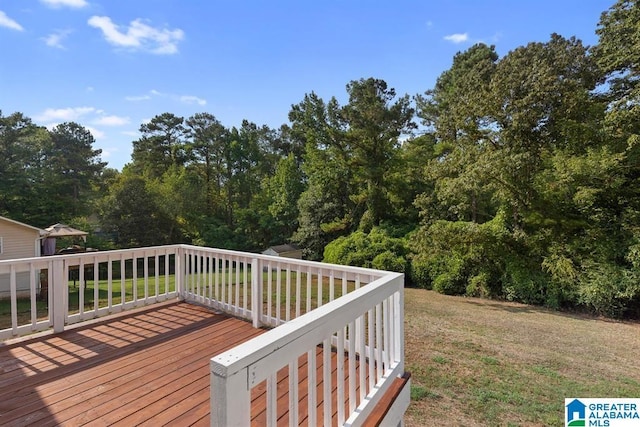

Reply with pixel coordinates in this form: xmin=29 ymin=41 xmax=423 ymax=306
xmin=404 ymin=289 xmax=640 ymax=426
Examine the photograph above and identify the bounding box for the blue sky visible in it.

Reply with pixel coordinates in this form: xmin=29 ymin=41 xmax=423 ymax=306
xmin=1 ymin=0 xmax=614 ymax=170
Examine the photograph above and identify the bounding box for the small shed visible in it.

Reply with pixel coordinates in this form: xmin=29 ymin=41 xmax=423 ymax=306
xmin=262 ymin=244 xmax=303 ymax=259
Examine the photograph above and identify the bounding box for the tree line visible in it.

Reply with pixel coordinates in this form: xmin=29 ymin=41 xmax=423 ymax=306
xmin=1 ymin=0 xmax=638 ymax=317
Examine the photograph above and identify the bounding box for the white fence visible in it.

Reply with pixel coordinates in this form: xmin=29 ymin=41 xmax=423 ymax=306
xmin=0 ymin=244 xmax=407 ymax=426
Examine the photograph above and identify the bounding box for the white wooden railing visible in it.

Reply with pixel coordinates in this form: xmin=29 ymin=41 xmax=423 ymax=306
xmin=0 ymin=244 xmax=406 ymax=426
xmin=0 ymin=245 xmax=181 ymax=340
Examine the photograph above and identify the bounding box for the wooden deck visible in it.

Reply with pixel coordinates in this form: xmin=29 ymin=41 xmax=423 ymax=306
xmin=0 ymin=302 xmax=375 ymax=426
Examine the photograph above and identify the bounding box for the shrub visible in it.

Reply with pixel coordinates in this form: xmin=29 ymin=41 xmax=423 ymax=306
xmin=578 ymin=264 xmax=640 ymax=318
xmin=323 ymin=227 xmax=409 ymax=274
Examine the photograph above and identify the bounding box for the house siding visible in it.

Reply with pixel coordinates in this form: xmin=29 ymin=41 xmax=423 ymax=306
xmin=0 ymin=220 xmax=40 ymax=260
xmin=0 ymin=219 xmax=43 ymax=298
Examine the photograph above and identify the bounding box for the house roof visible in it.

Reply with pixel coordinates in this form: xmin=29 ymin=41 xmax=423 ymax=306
xmin=264 ymin=244 xmax=300 ymax=254
xmin=0 ymin=216 xmax=48 ymax=236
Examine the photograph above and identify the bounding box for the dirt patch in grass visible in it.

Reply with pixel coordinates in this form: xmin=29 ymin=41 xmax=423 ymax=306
xmin=404 ymin=289 xmax=640 ymax=426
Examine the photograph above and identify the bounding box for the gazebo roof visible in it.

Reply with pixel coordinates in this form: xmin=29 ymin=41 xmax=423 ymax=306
xmin=44 ymin=223 xmax=88 ymax=241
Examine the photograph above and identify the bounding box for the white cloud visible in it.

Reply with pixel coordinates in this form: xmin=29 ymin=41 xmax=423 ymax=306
xmin=85 ymin=126 xmax=105 ymax=139
xmin=40 ymin=0 xmax=88 ymax=8
xmin=125 ymin=94 xmax=151 ymax=101
xmin=93 ymin=115 xmax=130 ymax=126
xmin=180 ymin=95 xmax=206 ymax=106
xmin=87 ymin=16 xmax=184 ymax=55
xmin=35 ymin=106 xmax=95 ymax=122
xmin=42 ymin=29 xmax=72 ymax=49
xmin=0 ymin=11 xmax=24 ymax=31
xmin=127 ymin=89 xmax=206 ymax=106
xmin=443 ymin=33 xmax=468 ymax=44
xmin=121 ymin=130 xmax=139 ymax=137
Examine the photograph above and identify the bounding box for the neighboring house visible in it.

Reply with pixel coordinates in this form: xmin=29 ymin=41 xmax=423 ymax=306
xmin=0 ymin=216 xmax=48 ymax=298
xmin=261 ymin=244 xmax=303 ymax=259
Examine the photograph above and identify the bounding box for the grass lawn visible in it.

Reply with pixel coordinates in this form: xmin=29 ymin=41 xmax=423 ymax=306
xmin=404 ymin=288 xmax=640 ymax=426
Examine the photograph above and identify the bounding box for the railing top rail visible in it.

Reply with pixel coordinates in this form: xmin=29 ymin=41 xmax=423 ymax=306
xmin=0 ymin=244 xmax=180 ymax=266
xmin=211 ymin=271 xmax=404 ymax=379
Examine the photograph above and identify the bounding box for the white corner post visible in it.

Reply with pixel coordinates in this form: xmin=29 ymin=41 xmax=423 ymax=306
xmin=52 ymin=258 xmax=66 ymax=333
xmin=210 ymin=360 xmax=250 ymax=426
xmin=251 ymin=258 xmax=262 ymax=328
xmin=175 ymin=246 xmax=185 ymax=300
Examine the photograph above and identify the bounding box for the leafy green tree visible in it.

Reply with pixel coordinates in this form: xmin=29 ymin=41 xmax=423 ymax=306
xmin=341 ymin=78 xmax=416 ymax=228
xmin=46 ymin=122 xmax=107 ymax=219
xmin=99 ymin=172 xmax=177 ymax=247
xmin=185 ymin=112 xmax=229 ymax=216
xmin=265 ymin=153 xmax=304 ymax=238
xmin=594 ymin=0 xmax=640 ymax=142
xmin=290 ymin=93 xmax=352 ymax=259
xmin=132 ymin=113 xmax=186 ymax=178
xmin=0 ymin=112 xmax=50 ymax=224
xmin=416 ymin=44 xmax=499 ymax=224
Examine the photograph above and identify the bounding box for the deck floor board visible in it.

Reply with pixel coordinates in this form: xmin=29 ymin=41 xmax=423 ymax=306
xmin=0 ymin=302 xmax=374 ymax=426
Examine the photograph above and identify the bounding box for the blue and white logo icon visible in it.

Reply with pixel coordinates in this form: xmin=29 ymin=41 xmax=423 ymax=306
xmin=566 ymin=399 xmax=586 ymax=426
xmin=565 ymin=398 xmax=640 ymax=427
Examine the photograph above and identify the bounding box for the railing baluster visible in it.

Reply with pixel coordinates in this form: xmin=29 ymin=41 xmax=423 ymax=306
xmin=337 ymin=327 xmax=345 ymax=425
xmin=108 ymin=257 xmax=113 ymax=311
xmin=29 ymin=264 xmax=37 ymax=329
xmin=144 ymin=253 xmax=150 ymax=303
xmin=267 ymin=372 xmax=277 ymax=426
xmin=132 ymin=255 xmax=138 ymax=304
xmin=221 ymin=255 xmax=226 ymax=310
xmin=368 ymin=308 xmax=375 ymax=392
xmin=322 ymin=337 xmax=331 ymax=427
xmin=295 ymin=266 xmax=301 ymax=318
xmin=10 ymin=265 xmax=17 ymax=334
xmin=214 ymin=255 xmax=219 ymax=307
xmin=307 ymin=347 xmax=317 ymax=427
xmin=358 ymin=313 xmax=366 ymax=402
xmin=276 ymin=265 xmax=282 ymax=324
xmin=286 ymin=265 xmax=291 ymax=322
xmin=383 ymin=297 xmax=390 ymax=371
xmin=306 ymin=269 xmax=312 ymax=314
xmin=267 ymin=261 xmax=272 ymax=325
xmin=94 ymin=258 xmax=99 ymax=313
xmin=227 ymin=256 xmax=233 ymax=310
xmin=317 ymin=268 xmax=323 ymax=308
xmin=329 ymin=271 xmax=334 ymax=302
xmin=154 ymin=252 xmax=160 ymax=299
xmin=79 ymin=259 xmax=85 ymax=317
xmin=165 ymin=252 xmax=170 ymax=297
xmin=348 ymin=320 xmax=357 ymax=413
xmin=120 ymin=254 xmax=126 ymax=307
xmin=235 ymin=257 xmax=240 ymax=315
xmin=243 ymin=259 xmax=248 ymax=317
xmin=288 ymin=359 xmax=298 ymax=427
xmin=376 ymin=302 xmax=383 ymax=382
